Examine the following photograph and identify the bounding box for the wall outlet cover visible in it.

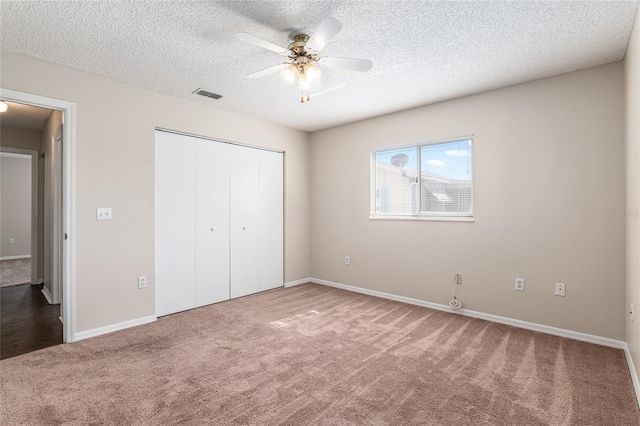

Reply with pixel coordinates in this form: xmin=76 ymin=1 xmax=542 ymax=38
xmin=515 ymin=278 xmax=525 ymax=291
xmin=138 ymin=276 xmax=147 ymax=289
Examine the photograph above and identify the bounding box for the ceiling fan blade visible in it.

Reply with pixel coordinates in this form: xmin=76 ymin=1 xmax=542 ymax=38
xmin=246 ymin=63 xmax=289 ymax=79
xmin=305 ymin=17 xmax=342 ymax=54
xmin=318 ymin=56 xmax=373 ymax=72
xmin=235 ymin=32 xmax=290 ymax=56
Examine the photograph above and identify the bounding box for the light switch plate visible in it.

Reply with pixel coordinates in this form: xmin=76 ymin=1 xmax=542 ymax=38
xmin=97 ymin=207 xmax=112 ymax=220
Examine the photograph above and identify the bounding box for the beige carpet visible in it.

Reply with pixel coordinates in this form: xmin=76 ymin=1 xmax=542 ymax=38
xmin=0 ymin=258 xmax=31 ymax=288
xmin=1 ymin=283 xmax=638 ymax=425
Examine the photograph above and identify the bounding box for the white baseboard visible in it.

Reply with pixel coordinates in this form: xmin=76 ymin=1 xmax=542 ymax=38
xmin=310 ymin=277 xmax=626 ymax=350
xmin=74 ymin=315 xmax=157 ymax=342
xmin=0 ymin=255 xmax=31 ymax=260
xmin=624 ymin=343 xmax=640 ymax=408
xmin=284 ymin=277 xmax=312 ymax=288
xmin=41 ymin=286 xmax=53 ymax=304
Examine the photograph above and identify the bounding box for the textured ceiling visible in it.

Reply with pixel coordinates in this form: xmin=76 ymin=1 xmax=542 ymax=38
xmin=0 ymin=101 xmax=53 ymax=131
xmin=1 ymin=1 xmax=638 ymax=132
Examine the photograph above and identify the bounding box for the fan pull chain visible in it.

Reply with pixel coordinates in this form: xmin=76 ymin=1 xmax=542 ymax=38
xmin=300 ymin=89 xmax=311 ymax=103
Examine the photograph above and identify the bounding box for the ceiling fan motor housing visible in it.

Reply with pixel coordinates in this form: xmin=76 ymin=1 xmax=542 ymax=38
xmin=289 ymin=34 xmax=311 ymax=54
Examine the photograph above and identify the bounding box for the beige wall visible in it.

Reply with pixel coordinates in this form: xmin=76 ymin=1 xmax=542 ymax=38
xmin=0 ymin=126 xmax=44 ymax=280
xmin=0 ymin=50 xmax=311 ymax=332
xmin=0 ymin=154 xmax=31 ymax=257
xmin=625 ymin=7 xmax=640 ymax=387
xmin=41 ymin=110 xmax=63 ymax=294
xmin=0 ymin=126 xmax=41 ymax=151
xmin=311 ymin=62 xmax=625 ymax=340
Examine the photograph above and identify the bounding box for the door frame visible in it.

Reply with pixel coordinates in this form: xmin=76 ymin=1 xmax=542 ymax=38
xmin=0 ymin=148 xmax=38 ymax=284
xmin=0 ymin=88 xmax=77 ymax=343
xmin=51 ymin=127 xmax=63 ymax=304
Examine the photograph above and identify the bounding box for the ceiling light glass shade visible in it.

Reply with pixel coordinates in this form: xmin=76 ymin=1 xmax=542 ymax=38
xmin=0 ymin=101 xmax=7 ymax=112
xmin=305 ymin=64 xmax=321 ymax=83
xmin=297 ymin=63 xmax=322 ymax=89
xmin=280 ymin=64 xmax=297 ymax=85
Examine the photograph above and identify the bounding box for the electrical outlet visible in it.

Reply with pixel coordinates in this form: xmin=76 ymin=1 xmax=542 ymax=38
xmin=9 ymin=238 xmax=14 ymax=245
xmin=515 ymin=278 xmax=524 ymax=291
xmin=455 ymin=273 xmax=462 ymax=285
xmin=345 ymin=256 xmax=350 ymax=265
xmin=138 ymin=276 xmax=147 ymax=289
xmin=630 ymin=304 xmax=634 ymax=323
xmin=555 ymin=282 xmax=566 ymax=297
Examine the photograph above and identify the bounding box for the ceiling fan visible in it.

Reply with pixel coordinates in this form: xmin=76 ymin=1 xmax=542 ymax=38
xmin=235 ymin=17 xmax=373 ymax=103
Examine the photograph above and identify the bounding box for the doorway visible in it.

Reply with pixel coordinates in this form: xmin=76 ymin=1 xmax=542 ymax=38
xmin=0 ymin=149 xmax=37 ymax=286
xmin=0 ymin=89 xmax=76 ymax=356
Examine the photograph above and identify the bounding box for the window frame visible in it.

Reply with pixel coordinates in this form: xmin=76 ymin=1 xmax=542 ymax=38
xmin=370 ymin=135 xmax=475 ymax=222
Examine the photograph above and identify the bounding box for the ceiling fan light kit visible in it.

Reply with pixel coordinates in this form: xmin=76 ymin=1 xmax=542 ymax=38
xmin=236 ymin=17 xmax=373 ymax=103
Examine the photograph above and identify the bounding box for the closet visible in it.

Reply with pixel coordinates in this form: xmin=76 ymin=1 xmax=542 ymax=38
xmin=155 ymin=130 xmax=283 ymax=317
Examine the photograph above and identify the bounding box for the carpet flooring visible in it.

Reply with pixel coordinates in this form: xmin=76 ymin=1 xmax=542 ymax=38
xmin=0 ymin=259 xmax=31 ymax=288
xmin=1 ymin=283 xmax=638 ymax=425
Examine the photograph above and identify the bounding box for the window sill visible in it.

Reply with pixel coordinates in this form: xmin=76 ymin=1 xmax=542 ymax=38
xmin=369 ymin=215 xmax=474 ymax=223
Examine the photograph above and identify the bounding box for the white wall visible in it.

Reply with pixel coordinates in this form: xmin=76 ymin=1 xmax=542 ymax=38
xmin=0 ymin=153 xmax=31 ymax=257
xmin=0 ymin=50 xmax=311 ymax=333
xmin=625 ymin=6 xmax=640 ymax=387
xmin=310 ymin=62 xmax=625 ymax=340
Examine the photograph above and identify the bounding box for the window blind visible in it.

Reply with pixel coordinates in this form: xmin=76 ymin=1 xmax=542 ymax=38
xmin=372 ymin=138 xmax=473 ymax=219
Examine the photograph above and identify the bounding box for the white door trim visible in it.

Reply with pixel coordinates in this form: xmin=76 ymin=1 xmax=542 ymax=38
xmin=0 ymin=88 xmax=77 ymax=343
xmin=51 ymin=127 xmax=63 ymax=304
xmin=0 ymin=148 xmax=38 ymax=284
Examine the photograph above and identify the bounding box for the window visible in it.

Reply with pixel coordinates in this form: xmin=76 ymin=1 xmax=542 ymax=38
xmin=370 ymin=137 xmax=473 ymax=221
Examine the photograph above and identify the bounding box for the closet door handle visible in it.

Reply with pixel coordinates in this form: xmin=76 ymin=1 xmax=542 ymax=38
xmin=243 ymin=226 xmax=247 ymax=230
xmin=210 ymin=227 xmax=216 ymax=232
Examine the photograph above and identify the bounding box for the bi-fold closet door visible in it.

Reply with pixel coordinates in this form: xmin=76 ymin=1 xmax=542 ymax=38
xmin=155 ymin=130 xmax=283 ymax=317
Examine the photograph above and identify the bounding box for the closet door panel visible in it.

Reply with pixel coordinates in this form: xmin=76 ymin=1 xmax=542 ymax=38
xmin=259 ymin=150 xmax=284 ymax=291
xmin=155 ymin=132 xmax=196 ymax=317
xmin=195 ymin=140 xmax=230 ymax=307
xmin=230 ymin=145 xmax=260 ymax=298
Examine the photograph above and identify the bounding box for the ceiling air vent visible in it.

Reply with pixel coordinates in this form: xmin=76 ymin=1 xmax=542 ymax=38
xmin=192 ymin=88 xmax=222 ymax=100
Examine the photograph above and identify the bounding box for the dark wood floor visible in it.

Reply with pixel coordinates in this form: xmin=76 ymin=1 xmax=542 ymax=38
xmin=1 ymin=283 xmax=63 ymax=360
